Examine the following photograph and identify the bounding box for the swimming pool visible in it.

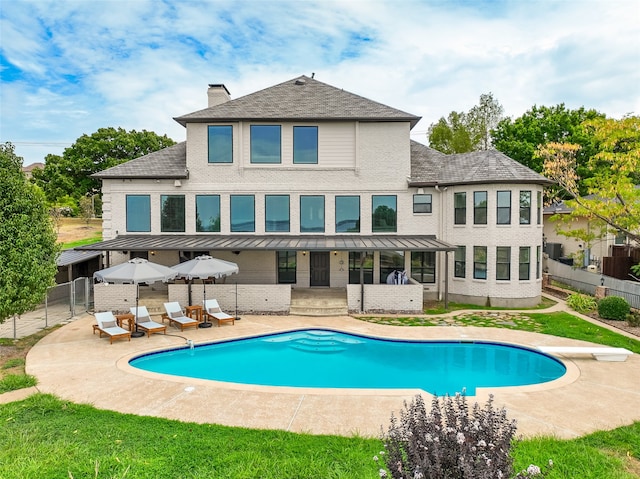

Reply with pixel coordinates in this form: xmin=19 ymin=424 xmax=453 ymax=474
xmin=130 ymin=329 xmax=566 ymax=395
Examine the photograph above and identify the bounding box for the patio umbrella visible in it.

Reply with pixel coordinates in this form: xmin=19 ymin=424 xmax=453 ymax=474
xmin=170 ymin=255 xmax=239 ymax=327
xmin=94 ymin=258 xmax=178 ymax=337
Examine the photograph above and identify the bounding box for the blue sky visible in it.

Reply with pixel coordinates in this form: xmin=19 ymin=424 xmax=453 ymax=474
xmin=1 ymin=0 xmax=639 ymax=165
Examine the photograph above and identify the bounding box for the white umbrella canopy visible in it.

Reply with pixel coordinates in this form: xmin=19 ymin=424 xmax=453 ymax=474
xmin=94 ymin=258 xmax=179 ymax=337
xmin=170 ymin=255 xmax=239 ymax=280
xmin=94 ymin=257 xmax=179 ymax=284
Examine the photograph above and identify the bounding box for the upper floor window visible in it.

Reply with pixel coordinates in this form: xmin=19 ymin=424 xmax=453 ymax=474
xmin=126 ymin=195 xmax=150 ymax=232
xmin=230 ymin=195 xmax=255 ymax=232
xmin=411 ymin=251 xmax=435 ymax=283
xmin=208 ymin=125 xmax=233 ymax=163
xmin=195 ymin=195 xmax=220 ymax=232
xmin=536 ymin=245 xmax=541 ymax=279
xmin=413 ymin=194 xmax=432 ymax=214
xmin=496 ymin=191 xmax=511 ymax=225
xmin=293 ymin=126 xmax=318 ymax=164
xmin=160 ymin=195 xmax=185 ymax=232
xmin=300 ymin=195 xmax=324 ymax=233
xmin=537 ymin=191 xmax=542 ymax=224
xmin=454 ymin=246 xmax=466 ymax=278
xmin=454 ymin=192 xmax=466 ymax=225
xmin=250 ymin=125 xmax=281 ymax=163
xmin=474 ymin=191 xmax=487 ymax=225
xmin=520 ymin=191 xmax=531 ymax=224
xmin=372 ymin=195 xmax=397 ymax=232
xmin=335 ymin=196 xmax=360 ymax=233
xmin=496 ymin=246 xmax=511 ymax=280
xmin=265 ymin=195 xmax=290 ymax=232
xmin=473 ymin=246 xmax=487 ymax=279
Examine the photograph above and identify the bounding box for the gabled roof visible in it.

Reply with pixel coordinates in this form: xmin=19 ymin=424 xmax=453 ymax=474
xmin=409 ymin=141 xmax=553 ymax=186
xmin=174 ymin=75 xmax=421 ymax=128
xmin=93 ymin=142 xmax=188 ymax=179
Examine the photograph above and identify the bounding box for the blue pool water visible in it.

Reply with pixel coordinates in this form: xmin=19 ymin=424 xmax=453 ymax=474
xmin=130 ymin=329 xmax=566 ymax=396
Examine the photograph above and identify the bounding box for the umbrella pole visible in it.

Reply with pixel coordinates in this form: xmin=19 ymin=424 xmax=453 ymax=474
xmin=199 ymin=279 xmax=212 ymax=328
xmin=131 ymin=284 xmax=145 ymax=338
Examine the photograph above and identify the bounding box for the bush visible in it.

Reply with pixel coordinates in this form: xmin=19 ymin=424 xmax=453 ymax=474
xmin=566 ymin=293 xmax=597 ymax=314
xmin=627 ymin=311 xmax=640 ymax=327
xmin=597 ymin=296 xmax=631 ymax=321
xmin=380 ymin=394 xmax=551 ymax=479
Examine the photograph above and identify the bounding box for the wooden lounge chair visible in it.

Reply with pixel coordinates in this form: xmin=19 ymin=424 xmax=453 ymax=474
xmin=95 ymin=311 xmax=132 ymax=344
xmin=203 ymin=299 xmax=235 ymax=327
xmin=130 ymin=306 xmax=167 ymax=337
xmin=163 ymin=302 xmax=199 ymax=331
xmin=537 ymin=346 xmax=633 ymax=362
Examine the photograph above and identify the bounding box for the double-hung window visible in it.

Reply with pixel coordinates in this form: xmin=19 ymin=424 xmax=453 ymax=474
xmin=536 ymin=245 xmax=541 ymax=279
xmin=208 ymin=125 xmax=233 ymax=163
xmin=474 ymin=191 xmax=487 ymax=225
xmin=160 ymin=195 xmax=185 ymax=232
xmin=195 ymin=195 xmax=221 ymax=232
xmin=413 ymin=194 xmax=432 ymax=213
xmin=300 ymin=196 xmax=324 ymax=232
xmin=265 ymin=195 xmax=290 ymax=232
xmin=454 ymin=246 xmax=466 ymax=278
xmin=454 ymin=192 xmax=466 ymax=224
xmin=250 ymin=125 xmax=281 ymax=163
xmin=293 ymin=126 xmax=318 ymax=164
xmin=473 ymin=246 xmax=487 ymax=279
xmin=126 ymin=195 xmax=150 ymax=232
xmin=230 ymin=195 xmax=255 ymax=232
xmin=519 ymin=246 xmax=530 ymax=280
xmin=520 ymin=191 xmax=531 ymax=224
xmin=411 ymin=251 xmax=435 ymax=283
xmin=497 ymin=191 xmax=511 ymax=225
xmin=335 ymin=196 xmax=360 ymax=233
xmin=537 ymin=191 xmax=542 ymax=224
xmin=496 ymin=246 xmax=511 ymax=280
xmin=372 ymin=195 xmax=397 ymax=232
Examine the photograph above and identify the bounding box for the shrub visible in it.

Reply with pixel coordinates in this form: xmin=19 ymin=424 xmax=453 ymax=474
xmin=627 ymin=311 xmax=640 ymax=327
xmin=597 ymin=296 xmax=631 ymax=321
xmin=566 ymin=293 xmax=597 ymax=314
xmin=380 ymin=394 xmax=551 ymax=479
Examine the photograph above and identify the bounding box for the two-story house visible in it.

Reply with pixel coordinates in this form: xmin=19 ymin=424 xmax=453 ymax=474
xmin=82 ymin=75 xmax=551 ymax=312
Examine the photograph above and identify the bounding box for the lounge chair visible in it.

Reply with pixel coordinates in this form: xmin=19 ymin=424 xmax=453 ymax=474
xmin=95 ymin=311 xmax=132 ymax=344
xmin=203 ymin=299 xmax=235 ymax=327
xmin=163 ymin=302 xmax=199 ymax=331
xmin=130 ymin=306 xmax=167 ymax=337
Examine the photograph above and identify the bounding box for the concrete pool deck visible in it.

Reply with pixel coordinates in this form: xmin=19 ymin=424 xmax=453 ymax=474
xmin=12 ymin=307 xmax=640 ymax=439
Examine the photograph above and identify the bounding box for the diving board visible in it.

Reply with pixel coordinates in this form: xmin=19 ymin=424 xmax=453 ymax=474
xmin=537 ymin=346 xmax=633 ymax=362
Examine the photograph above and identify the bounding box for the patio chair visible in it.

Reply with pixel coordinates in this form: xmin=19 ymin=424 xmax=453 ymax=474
xmin=95 ymin=311 xmax=132 ymax=344
xmin=163 ymin=302 xmax=199 ymax=331
xmin=130 ymin=306 xmax=167 ymax=337
xmin=203 ymin=299 xmax=235 ymax=327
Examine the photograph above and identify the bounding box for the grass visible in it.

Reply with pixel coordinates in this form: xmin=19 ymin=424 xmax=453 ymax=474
xmin=423 ymin=296 xmax=557 ymax=314
xmin=0 ymin=394 xmax=637 ymax=478
xmin=61 ymin=234 xmax=102 ymax=249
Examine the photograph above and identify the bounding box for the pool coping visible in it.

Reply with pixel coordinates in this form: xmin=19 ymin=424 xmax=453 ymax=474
xmin=23 ymin=313 xmax=640 ymax=439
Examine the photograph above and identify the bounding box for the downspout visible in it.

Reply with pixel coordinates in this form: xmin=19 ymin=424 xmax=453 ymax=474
xmin=434 ymin=184 xmax=447 ymax=302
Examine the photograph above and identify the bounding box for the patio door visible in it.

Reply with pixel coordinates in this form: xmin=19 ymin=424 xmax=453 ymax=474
xmin=310 ymin=252 xmax=330 ymax=286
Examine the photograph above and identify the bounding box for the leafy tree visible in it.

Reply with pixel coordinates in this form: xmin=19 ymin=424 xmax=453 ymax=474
xmin=428 ymin=93 xmax=503 ymax=153
xmin=492 ymin=104 xmax=604 ymax=182
xmin=0 ymin=143 xmax=59 ymax=324
xmin=539 ymin=116 xmax=640 ymax=245
xmin=32 ymin=127 xmax=175 ymax=206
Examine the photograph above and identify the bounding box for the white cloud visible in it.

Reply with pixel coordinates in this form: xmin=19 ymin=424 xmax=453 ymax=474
xmin=1 ymin=0 xmax=638 ymax=164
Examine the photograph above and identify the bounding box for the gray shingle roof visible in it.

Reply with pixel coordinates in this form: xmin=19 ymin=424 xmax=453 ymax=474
xmin=174 ymin=75 xmax=421 ymax=127
xmin=409 ymin=141 xmax=553 ymax=186
xmin=93 ymin=142 xmax=187 ymax=179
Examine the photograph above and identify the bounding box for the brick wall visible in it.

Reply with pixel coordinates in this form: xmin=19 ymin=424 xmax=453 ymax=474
xmin=93 ymin=283 xmax=138 ymax=313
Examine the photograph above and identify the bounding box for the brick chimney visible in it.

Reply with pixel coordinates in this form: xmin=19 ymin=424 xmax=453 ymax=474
xmin=207 ymin=84 xmax=231 ymax=107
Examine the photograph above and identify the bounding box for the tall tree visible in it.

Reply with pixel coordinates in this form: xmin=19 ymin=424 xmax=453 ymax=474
xmin=32 ymin=127 xmax=175 ymax=205
xmin=428 ymin=93 xmax=504 ymax=153
xmin=492 ymin=104 xmax=604 ymax=182
xmin=0 ymin=143 xmax=60 ymax=323
xmin=539 ymin=116 xmax=640 ymax=244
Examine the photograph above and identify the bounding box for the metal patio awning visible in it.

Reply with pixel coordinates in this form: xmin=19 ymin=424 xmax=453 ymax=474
xmin=76 ymin=234 xmax=456 ymax=252
xmin=57 ymin=249 xmax=103 ymax=267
